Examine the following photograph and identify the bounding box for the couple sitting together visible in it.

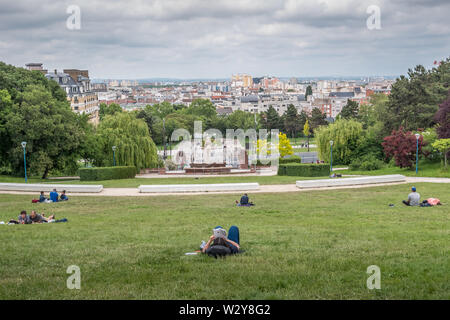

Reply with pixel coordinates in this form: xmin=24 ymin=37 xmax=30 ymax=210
xmin=201 ymin=226 xmax=241 ymax=258
xmin=402 ymin=187 xmax=441 ymax=207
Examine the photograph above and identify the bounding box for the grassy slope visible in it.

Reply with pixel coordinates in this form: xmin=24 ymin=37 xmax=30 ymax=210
xmin=0 ymin=182 xmax=448 ymax=300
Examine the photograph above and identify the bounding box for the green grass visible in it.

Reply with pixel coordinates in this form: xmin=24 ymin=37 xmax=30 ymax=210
xmin=293 ymin=147 xmax=318 ymax=152
xmin=342 ymin=161 xmax=450 ymax=178
xmin=0 ymin=175 xmax=332 ymax=188
xmin=0 ymin=183 xmax=449 ymax=299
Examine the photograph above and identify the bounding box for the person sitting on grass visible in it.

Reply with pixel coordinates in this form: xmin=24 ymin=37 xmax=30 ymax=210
xmin=9 ymin=210 xmax=32 ymax=224
xmin=60 ymin=190 xmax=69 ymax=201
xmin=235 ymin=194 xmax=254 ymax=207
xmin=49 ymin=189 xmax=59 ymax=203
xmin=202 ymin=226 xmax=241 ymax=257
xmin=29 ymin=210 xmax=55 ymax=224
xmin=403 ymin=187 xmax=421 ymax=206
xmin=39 ymin=191 xmax=48 ymax=203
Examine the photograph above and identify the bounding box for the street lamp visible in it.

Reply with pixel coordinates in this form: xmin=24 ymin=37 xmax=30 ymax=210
xmin=415 ymin=134 xmax=421 ymax=174
xmin=163 ymin=118 xmax=167 ymax=160
xmin=112 ymin=146 xmax=117 ymax=166
xmin=21 ymin=141 xmax=27 ymax=183
xmin=330 ymin=140 xmax=334 ymax=173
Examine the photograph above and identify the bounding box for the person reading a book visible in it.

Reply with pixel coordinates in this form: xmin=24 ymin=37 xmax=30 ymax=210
xmin=202 ymin=226 xmax=241 ymax=257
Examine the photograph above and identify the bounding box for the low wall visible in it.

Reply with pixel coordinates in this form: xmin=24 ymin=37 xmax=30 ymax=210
xmin=296 ymin=175 xmax=406 ymax=189
xmin=0 ymin=183 xmax=103 ymax=193
xmin=139 ymin=183 xmax=260 ymax=193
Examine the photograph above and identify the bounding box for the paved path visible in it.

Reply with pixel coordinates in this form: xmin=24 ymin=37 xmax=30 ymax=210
xmin=1 ymin=177 xmax=448 ymax=197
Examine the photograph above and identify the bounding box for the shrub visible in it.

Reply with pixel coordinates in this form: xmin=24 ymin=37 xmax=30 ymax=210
xmin=360 ymin=158 xmax=384 ymax=171
xmin=79 ymin=166 xmax=137 ymax=181
xmin=278 ymin=163 xmax=330 ymax=177
xmin=350 ymin=155 xmax=385 ymax=171
xmin=382 ymin=127 xmax=425 ymax=168
xmin=164 ymin=159 xmax=177 ymax=171
xmin=279 ymin=156 xmax=302 ymax=164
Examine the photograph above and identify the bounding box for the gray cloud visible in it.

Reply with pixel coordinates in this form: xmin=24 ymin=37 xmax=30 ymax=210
xmin=0 ymin=0 xmax=449 ymax=79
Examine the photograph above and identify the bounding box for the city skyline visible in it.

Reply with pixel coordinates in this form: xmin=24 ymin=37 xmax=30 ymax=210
xmin=1 ymin=0 xmax=449 ymax=79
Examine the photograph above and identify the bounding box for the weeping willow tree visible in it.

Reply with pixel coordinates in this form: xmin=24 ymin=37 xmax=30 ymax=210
xmin=316 ymin=119 xmax=364 ymax=164
xmin=97 ymin=112 xmax=158 ymax=171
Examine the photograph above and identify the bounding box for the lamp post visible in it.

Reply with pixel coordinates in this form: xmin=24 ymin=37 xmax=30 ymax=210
xmin=112 ymin=146 xmax=117 ymax=167
xmin=330 ymin=140 xmax=334 ymax=173
xmin=21 ymin=141 xmax=27 ymax=183
xmin=163 ymin=118 xmax=167 ymax=160
xmin=415 ymin=134 xmax=420 ymax=174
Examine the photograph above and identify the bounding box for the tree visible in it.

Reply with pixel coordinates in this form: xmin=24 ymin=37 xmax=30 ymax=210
xmin=432 ymin=139 xmax=450 ymax=169
xmin=383 ymin=58 xmax=450 ymax=134
xmin=303 ymin=120 xmax=311 ymax=152
xmin=310 ymin=108 xmax=328 ymax=133
xmin=96 ymin=112 xmax=158 ymax=171
xmin=4 ymin=84 xmax=85 ymax=178
xmin=278 ymin=132 xmax=294 ymax=158
xmin=264 ymin=106 xmax=282 ymax=130
xmin=340 ymin=100 xmax=359 ymax=119
xmin=434 ymin=92 xmax=450 ymax=139
xmin=99 ymin=103 xmax=122 ymax=121
xmin=184 ymin=99 xmax=216 ymax=119
xmin=305 ymin=85 xmax=313 ymax=100
xmin=0 ymin=61 xmax=86 ymax=178
xmin=284 ymin=104 xmax=300 ymax=138
xmin=227 ymin=110 xmax=255 ymax=130
xmin=315 ymin=119 xmax=364 ymax=165
xmin=382 ymin=127 xmax=425 ymax=169
xmin=136 ymin=107 xmax=157 ymax=137
xmin=358 ymin=93 xmax=388 ymax=130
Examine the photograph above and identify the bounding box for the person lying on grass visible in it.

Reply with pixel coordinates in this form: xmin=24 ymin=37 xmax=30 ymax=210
xmin=29 ymin=210 xmax=55 ymax=224
xmin=235 ymin=194 xmax=254 ymax=207
xmin=202 ymin=226 xmax=240 ymax=257
xmin=9 ymin=210 xmax=32 ymax=224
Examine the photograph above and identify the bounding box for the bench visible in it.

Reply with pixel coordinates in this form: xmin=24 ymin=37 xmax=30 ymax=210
xmin=0 ymin=183 xmax=103 ymax=193
xmin=139 ymin=183 xmax=260 ymax=193
xmin=296 ymin=175 xmax=406 ymax=189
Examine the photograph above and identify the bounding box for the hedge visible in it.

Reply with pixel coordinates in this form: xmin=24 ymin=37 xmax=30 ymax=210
xmin=279 ymin=156 xmax=302 ymax=164
xmin=278 ymin=163 xmax=330 ymax=177
xmin=79 ymin=166 xmax=137 ymax=181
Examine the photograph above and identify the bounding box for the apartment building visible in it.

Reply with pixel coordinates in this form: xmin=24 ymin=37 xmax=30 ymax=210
xmin=44 ymin=67 xmax=100 ymax=124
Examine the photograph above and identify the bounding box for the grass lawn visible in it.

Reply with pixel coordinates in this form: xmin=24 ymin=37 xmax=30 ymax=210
xmin=0 ymin=183 xmax=448 ymax=299
xmin=0 ymin=175 xmax=333 ymax=188
xmin=293 ymin=147 xmax=318 ymax=152
xmin=341 ymin=161 xmax=450 ymax=178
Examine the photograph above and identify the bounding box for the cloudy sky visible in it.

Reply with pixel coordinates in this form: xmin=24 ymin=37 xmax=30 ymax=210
xmin=0 ymin=0 xmax=449 ymax=79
